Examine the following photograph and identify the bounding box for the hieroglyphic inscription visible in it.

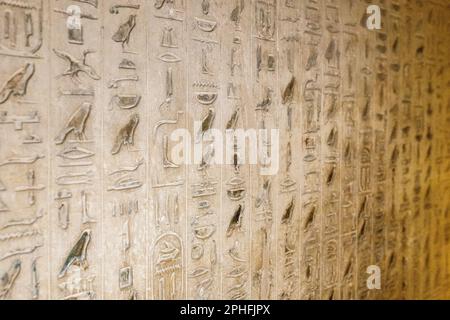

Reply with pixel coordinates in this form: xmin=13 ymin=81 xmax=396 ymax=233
xmin=0 ymin=0 xmax=449 ymax=300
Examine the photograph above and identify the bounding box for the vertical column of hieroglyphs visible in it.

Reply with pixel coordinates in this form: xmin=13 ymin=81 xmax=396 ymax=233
xmin=409 ymin=0 xmax=420 ymax=300
xmin=354 ymin=0 xmax=375 ymax=300
xmin=402 ymin=3 xmax=416 ymax=299
xmin=148 ymin=0 xmax=187 ymax=300
xmin=428 ymin=1 xmax=441 ymax=298
xmin=400 ymin=0 xmax=410 ymax=300
xmin=442 ymin=3 xmax=450 ymax=295
xmin=339 ymin=0 xmax=359 ymax=300
xmin=438 ymin=0 xmax=449 ymax=297
xmin=219 ymin=0 xmax=252 ymax=300
xmin=338 ymin=0 xmax=357 ymax=300
xmin=250 ymin=0 xmax=279 ymax=300
xmin=422 ymin=0 xmax=440 ymax=299
xmin=275 ymin=0 xmax=301 ymax=300
xmin=430 ymin=0 xmax=448 ymax=299
xmin=443 ymin=3 xmax=450 ymax=295
xmin=406 ymin=0 xmax=416 ymax=297
xmin=370 ymin=0 xmax=387 ymax=300
xmin=421 ymin=1 xmax=439 ymax=299
xmin=442 ymin=3 xmax=449 ymax=296
xmin=414 ymin=1 xmax=430 ymax=299
xmin=447 ymin=9 xmax=450 ymax=297
xmin=426 ymin=1 xmax=440 ymax=298
xmin=319 ymin=0 xmax=341 ymax=300
xmin=397 ymin=0 xmax=413 ymax=300
xmin=0 ymin=0 xmax=48 ymax=300
xmin=402 ymin=0 xmax=417 ymax=300
xmin=432 ymin=0 xmax=450 ymax=298
xmin=426 ymin=1 xmax=437 ymax=298
xmin=102 ymin=0 xmax=147 ymax=300
xmin=298 ymin=0 xmax=323 ymax=300
xmin=409 ymin=1 xmax=427 ymax=299
xmin=49 ymin=0 xmax=102 ymax=299
xmin=186 ymin=0 xmax=222 ymax=300
xmin=428 ymin=0 xmax=443 ymax=298
xmin=414 ymin=1 xmax=428 ymax=299
xmin=384 ymin=0 xmax=403 ymax=300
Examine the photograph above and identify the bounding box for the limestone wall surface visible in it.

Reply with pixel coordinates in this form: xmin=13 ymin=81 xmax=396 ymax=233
xmin=0 ymin=0 xmax=449 ymax=300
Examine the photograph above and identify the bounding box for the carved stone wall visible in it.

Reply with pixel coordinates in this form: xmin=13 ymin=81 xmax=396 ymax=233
xmin=0 ymin=0 xmax=449 ymax=300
